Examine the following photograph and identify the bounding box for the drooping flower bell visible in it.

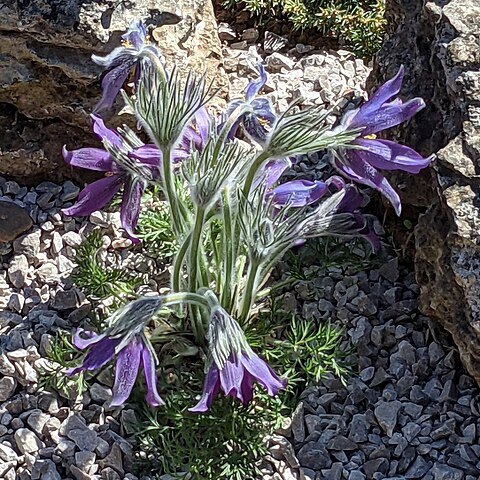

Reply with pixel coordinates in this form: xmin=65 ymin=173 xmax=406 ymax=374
xmin=333 ymin=66 xmax=434 ymax=215
xmin=189 ymin=294 xmax=286 ymax=412
xmin=92 ymin=20 xmax=163 ymax=113
xmin=67 ymin=297 xmax=165 ymax=407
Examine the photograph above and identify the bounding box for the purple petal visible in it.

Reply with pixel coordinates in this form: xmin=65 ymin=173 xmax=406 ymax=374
xmin=67 ymin=337 xmax=121 ymax=376
xmin=92 ymin=49 xmax=132 ymax=68
xmin=193 ymin=106 xmax=211 ymax=147
xmin=180 ymin=125 xmax=203 ymax=152
xmin=354 ymin=139 xmax=433 ymax=173
xmin=219 ymin=355 xmax=245 ymax=402
xmin=110 ymin=337 xmax=143 ymax=407
xmin=72 ymin=329 xmax=106 ymax=350
xmin=251 ymin=98 xmax=276 ymax=124
xmin=240 ymin=352 xmax=286 ymax=396
xmin=129 ymin=145 xmax=162 ymax=167
xmin=240 ymin=371 xmax=255 ymax=405
xmin=62 ymin=175 xmax=123 ymax=217
xmin=326 ymin=176 xmax=346 ymax=191
xmin=62 ymin=146 xmax=113 ymax=172
xmin=351 ymin=98 xmax=425 ymax=136
xmin=189 ymin=364 xmax=221 ymax=413
xmin=255 ymin=158 xmax=290 ymax=190
xmin=245 ymin=64 xmax=267 ymax=101
xmin=120 ymin=179 xmax=144 ymax=243
xmin=349 ymin=66 xmax=405 ymax=129
xmin=122 ymin=20 xmax=147 ymax=50
xmin=91 ymin=115 xmax=123 ymax=148
xmin=270 ymin=180 xmax=328 ymax=207
xmin=93 ymin=59 xmax=136 ymax=113
xmin=243 ymin=115 xmax=271 ymax=144
xmin=141 ymin=345 xmax=165 ymax=407
xmin=356 ymin=216 xmax=381 ymax=252
xmin=336 ymin=185 xmax=364 ymax=213
xmin=334 ymin=152 xmax=402 ymax=215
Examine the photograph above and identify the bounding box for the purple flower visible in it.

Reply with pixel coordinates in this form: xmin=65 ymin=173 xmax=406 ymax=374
xmin=254 ymin=159 xmax=328 ymax=208
xmin=269 ymin=180 xmax=328 ymax=208
xmin=92 ymin=20 xmax=162 ymax=113
xmin=189 ymin=304 xmax=286 ymax=412
xmin=334 ymin=66 xmax=434 ymax=215
xmin=227 ymin=64 xmax=276 ymax=145
xmin=178 ymin=106 xmax=211 ymax=153
xmin=67 ymin=297 xmax=166 ymax=407
xmin=67 ymin=328 xmax=164 ymax=407
xmin=62 ymin=115 xmax=161 ymax=243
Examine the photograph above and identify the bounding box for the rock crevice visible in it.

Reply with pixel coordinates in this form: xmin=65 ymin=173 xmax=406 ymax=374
xmin=370 ymin=0 xmax=480 ymax=381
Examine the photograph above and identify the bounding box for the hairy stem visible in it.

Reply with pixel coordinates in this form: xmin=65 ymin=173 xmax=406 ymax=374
xmin=172 ymin=232 xmax=191 ymax=292
xmin=242 ymin=151 xmax=270 ymax=197
xmin=161 ymin=146 xmax=183 ymax=236
xmin=220 ymin=189 xmax=235 ymax=311
xmin=239 ymin=259 xmax=261 ymax=323
xmin=189 ymin=206 xmax=207 ymax=342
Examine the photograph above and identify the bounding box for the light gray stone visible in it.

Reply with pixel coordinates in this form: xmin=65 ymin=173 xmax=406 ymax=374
xmin=14 ymin=428 xmax=45 ymax=454
xmin=7 ymin=254 xmax=29 ymax=288
xmin=0 ymin=376 xmax=17 ymax=401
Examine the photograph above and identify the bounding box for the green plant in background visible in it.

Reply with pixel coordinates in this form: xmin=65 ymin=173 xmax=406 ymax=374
xmin=72 ymin=230 xmax=140 ymax=299
xmin=225 ymin=0 xmax=386 ymax=58
xmin=38 ymin=331 xmax=89 ymax=398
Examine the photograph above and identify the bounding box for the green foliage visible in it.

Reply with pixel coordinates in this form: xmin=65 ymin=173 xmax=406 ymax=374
xmin=134 ymin=378 xmax=280 ymax=480
xmin=133 ymin=294 xmax=349 ymax=479
xmin=136 ymin=197 xmax=177 ymax=258
xmin=247 ymin=297 xmax=351 ymax=395
xmin=72 ymin=230 xmax=139 ymax=299
xmin=37 ymin=330 xmax=89 ymax=397
xmin=224 ymin=0 xmax=386 ymax=58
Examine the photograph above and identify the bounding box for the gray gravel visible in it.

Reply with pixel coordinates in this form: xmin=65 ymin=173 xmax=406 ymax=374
xmin=261 ymin=256 xmax=480 ymax=480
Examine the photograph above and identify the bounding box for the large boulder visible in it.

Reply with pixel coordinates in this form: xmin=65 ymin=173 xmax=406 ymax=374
xmin=369 ymin=0 xmax=480 ymax=380
xmin=0 ymin=0 xmax=227 ymax=183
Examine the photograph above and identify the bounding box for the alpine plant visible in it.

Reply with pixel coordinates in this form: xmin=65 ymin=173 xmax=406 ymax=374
xmin=65 ymin=19 xmax=433 ymax=410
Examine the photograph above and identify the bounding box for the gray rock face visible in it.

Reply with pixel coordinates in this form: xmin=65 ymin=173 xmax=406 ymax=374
xmin=369 ymin=0 xmax=480 ymax=383
xmin=0 ymin=0 xmax=227 ymax=182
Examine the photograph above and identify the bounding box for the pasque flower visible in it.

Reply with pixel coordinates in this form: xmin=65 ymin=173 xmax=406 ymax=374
xmin=92 ymin=19 xmax=162 ymax=112
xmin=189 ymin=300 xmax=286 ymax=412
xmin=333 ymin=66 xmax=434 ymax=215
xmin=255 ymin=158 xmax=328 ymax=208
xmin=227 ymin=64 xmax=276 ymax=145
xmin=62 ymin=114 xmax=161 ymax=242
xmin=67 ymin=297 xmax=165 ymax=407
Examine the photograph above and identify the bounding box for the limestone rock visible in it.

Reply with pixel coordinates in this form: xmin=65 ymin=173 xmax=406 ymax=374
xmin=0 ymin=0 xmax=227 ymax=182
xmin=369 ymin=0 xmax=480 ymax=382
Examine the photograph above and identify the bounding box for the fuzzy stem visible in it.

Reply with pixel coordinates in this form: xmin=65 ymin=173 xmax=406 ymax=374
xmin=161 ymin=146 xmax=183 ymax=236
xmin=162 ymin=292 xmax=210 ymax=309
xmin=239 ymin=259 xmax=261 ymax=323
xmin=188 ymin=206 xmax=207 ymax=342
xmin=220 ymin=189 xmax=235 ymax=311
xmin=172 ymin=232 xmax=191 ymax=292
xmin=242 ymin=151 xmax=271 ymax=197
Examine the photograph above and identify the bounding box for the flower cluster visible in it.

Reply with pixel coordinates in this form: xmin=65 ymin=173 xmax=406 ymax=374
xmin=65 ymin=19 xmax=433 ymax=410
